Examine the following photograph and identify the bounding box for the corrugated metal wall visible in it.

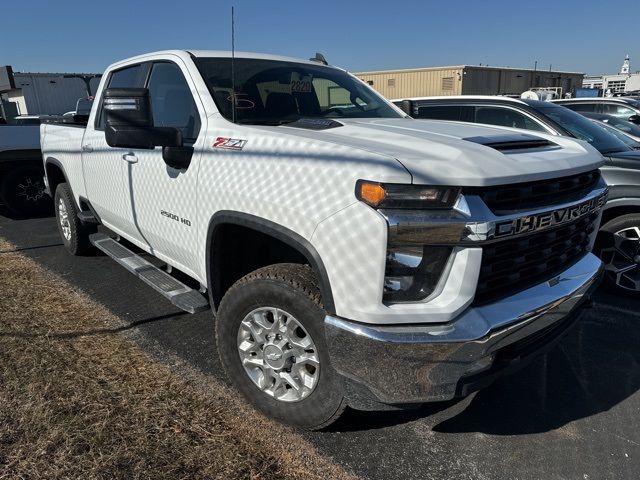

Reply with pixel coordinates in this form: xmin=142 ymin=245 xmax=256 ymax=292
xmin=356 ymin=66 xmax=584 ymax=99
xmin=13 ymin=73 xmax=101 ymax=115
xmin=462 ymin=67 xmax=584 ymax=96
xmin=355 ymin=68 xmax=463 ymax=99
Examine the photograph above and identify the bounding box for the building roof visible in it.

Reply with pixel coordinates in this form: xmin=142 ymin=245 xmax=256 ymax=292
xmin=355 ymin=65 xmax=584 ymax=75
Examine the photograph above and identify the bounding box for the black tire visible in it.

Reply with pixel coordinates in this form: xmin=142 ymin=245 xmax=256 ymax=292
xmin=595 ymin=213 xmax=640 ymax=297
xmin=54 ymin=183 xmax=96 ymax=256
xmin=216 ymin=263 xmax=347 ymax=430
xmin=0 ymin=166 xmax=52 ymax=217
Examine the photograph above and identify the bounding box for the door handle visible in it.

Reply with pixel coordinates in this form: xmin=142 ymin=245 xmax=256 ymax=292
xmin=81 ymin=144 xmax=93 ymax=153
xmin=122 ymin=153 xmax=138 ymax=164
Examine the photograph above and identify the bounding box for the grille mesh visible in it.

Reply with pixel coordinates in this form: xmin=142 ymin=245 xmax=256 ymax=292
xmin=473 ymin=211 xmax=599 ymax=305
xmin=469 ymin=170 xmax=601 ymax=214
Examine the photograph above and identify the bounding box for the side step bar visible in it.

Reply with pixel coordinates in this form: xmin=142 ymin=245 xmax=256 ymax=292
xmin=89 ymin=233 xmax=209 ymax=314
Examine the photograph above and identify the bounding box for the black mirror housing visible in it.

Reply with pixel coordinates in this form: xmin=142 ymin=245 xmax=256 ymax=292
xmin=628 ymin=115 xmax=640 ymax=125
xmin=103 ymin=88 xmax=184 ymax=150
xmin=163 ymin=145 xmax=194 ymax=170
xmin=399 ymin=100 xmax=414 ymax=117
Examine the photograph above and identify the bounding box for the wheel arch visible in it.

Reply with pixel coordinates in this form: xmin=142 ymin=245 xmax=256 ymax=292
xmin=601 ymin=199 xmax=640 ymax=227
xmin=44 ymin=158 xmax=69 ymax=197
xmin=206 ymin=211 xmax=336 ymax=316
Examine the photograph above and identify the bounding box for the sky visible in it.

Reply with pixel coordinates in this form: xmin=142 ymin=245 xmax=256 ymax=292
xmin=2 ymin=0 xmax=637 ymax=76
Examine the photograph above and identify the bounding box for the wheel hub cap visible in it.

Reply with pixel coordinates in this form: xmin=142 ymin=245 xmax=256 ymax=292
xmin=237 ymin=307 xmax=320 ymax=403
xmin=18 ymin=178 xmax=45 ymax=202
xmin=601 ymin=226 xmax=640 ymax=292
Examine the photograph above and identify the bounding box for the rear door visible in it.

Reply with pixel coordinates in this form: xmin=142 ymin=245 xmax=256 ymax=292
xmin=123 ymin=60 xmax=205 ymax=275
xmin=81 ymin=63 xmax=150 ymax=232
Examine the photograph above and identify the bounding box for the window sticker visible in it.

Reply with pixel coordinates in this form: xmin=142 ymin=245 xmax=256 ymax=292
xmin=290 ymin=74 xmax=313 ymax=93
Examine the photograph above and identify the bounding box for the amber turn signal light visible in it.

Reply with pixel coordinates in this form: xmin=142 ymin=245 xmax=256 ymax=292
xmin=358 ymin=181 xmax=386 ymax=207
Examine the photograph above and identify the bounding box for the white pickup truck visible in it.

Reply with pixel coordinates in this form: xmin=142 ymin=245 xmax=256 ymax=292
xmin=41 ymin=50 xmax=607 ymax=429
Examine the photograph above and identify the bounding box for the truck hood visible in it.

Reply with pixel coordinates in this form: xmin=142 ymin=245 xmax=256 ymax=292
xmin=279 ymin=118 xmax=604 ymax=186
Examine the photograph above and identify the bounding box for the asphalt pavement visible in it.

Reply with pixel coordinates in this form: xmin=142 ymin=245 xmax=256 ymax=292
xmin=1 ymin=211 xmax=638 ymax=480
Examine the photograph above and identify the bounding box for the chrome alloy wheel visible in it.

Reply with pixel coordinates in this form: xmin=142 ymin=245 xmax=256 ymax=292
xmin=237 ymin=307 xmax=320 ymax=402
xmin=600 ymin=226 xmax=640 ymax=292
xmin=58 ymin=198 xmax=72 ymax=241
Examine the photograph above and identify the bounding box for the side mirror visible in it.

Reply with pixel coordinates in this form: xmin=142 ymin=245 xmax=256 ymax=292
xmin=162 ymin=146 xmax=194 ymax=170
xmin=628 ymin=115 xmax=640 ymax=125
xmin=399 ymin=99 xmax=414 ymax=117
xmin=104 ymin=88 xmax=181 ymax=149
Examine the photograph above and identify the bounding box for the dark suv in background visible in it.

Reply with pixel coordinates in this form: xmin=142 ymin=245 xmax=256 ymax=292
xmin=554 ymin=97 xmax=640 ymax=125
xmin=394 ymin=96 xmax=640 ymax=296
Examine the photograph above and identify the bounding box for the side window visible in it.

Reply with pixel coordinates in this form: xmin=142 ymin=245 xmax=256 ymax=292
xmin=602 ymin=103 xmax=636 ymax=119
xmin=147 ymin=62 xmax=201 ymax=144
xmin=563 ymin=103 xmax=596 ymax=113
xmin=415 ymin=105 xmax=464 ymax=121
xmin=474 ymin=106 xmax=546 ymax=132
xmin=96 ymin=64 xmax=147 ymax=130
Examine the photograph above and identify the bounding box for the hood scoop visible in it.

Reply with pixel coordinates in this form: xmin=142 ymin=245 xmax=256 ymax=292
xmin=284 ymin=118 xmax=343 ymax=130
xmin=464 ymin=133 xmax=556 ymax=151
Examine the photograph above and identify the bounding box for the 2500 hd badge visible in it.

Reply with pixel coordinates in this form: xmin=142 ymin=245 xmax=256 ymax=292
xmin=161 ymin=210 xmax=191 ymax=227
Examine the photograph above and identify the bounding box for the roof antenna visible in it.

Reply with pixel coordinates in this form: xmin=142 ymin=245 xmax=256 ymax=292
xmin=231 ymin=6 xmax=237 ymax=123
xmin=309 ymin=53 xmax=328 ymax=66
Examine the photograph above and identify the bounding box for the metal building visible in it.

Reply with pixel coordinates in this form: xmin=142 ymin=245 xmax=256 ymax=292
xmin=0 ymin=67 xmax=101 ymax=117
xmin=355 ymin=65 xmax=584 ymax=99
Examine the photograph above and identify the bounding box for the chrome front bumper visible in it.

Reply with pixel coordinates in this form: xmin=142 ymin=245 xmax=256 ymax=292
xmin=325 ymin=253 xmax=603 ymax=406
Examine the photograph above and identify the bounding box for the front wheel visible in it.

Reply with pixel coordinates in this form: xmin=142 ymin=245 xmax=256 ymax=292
xmin=595 ymin=213 xmax=640 ymax=296
xmin=216 ymin=263 xmax=346 ymax=429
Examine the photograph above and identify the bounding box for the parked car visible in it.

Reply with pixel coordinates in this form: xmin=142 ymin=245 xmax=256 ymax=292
xmin=41 ymin=50 xmax=606 ymax=428
xmin=394 ymin=96 xmax=640 ymax=295
xmin=579 ymin=112 xmax=640 ymax=142
xmin=0 ymin=120 xmax=51 ymax=215
xmin=554 ymin=97 xmax=640 ymax=125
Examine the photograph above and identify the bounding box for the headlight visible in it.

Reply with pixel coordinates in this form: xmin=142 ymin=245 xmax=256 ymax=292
xmin=384 ymin=245 xmax=453 ymax=303
xmin=356 ymin=180 xmax=460 ymax=209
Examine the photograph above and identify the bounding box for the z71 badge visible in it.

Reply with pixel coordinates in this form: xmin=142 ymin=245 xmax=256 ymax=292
xmin=213 ymin=137 xmax=247 ymax=150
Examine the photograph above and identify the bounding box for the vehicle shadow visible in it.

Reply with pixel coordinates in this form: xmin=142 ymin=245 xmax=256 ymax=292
xmin=0 ymin=204 xmax=54 ymax=220
xmin=328 ymin=291 xmax=640 ymax=434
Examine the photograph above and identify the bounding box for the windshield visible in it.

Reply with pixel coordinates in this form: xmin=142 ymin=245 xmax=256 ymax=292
xmin=194 ymin=57 xmax=402 ymax=125
xmin=536 ymin=104 xmax=632 ymax=154
xmin=602 ymin=116 xmax=640 ymax=137
xmin=594 ymin=120 xmax=640 ymax=149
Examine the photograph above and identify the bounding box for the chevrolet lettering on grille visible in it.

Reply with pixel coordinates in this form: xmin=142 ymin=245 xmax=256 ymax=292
xmin=494 ymin=193 xmax=607 ymax=238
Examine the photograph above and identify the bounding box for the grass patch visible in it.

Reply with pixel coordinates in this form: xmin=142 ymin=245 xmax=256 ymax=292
xmin=0 ymin=239 xmax=356 ymax=480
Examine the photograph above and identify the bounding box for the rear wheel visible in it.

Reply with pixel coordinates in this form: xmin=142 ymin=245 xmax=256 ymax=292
xmin=216 ymin=263 xmax=346 ymax=429
xmin=0 ymin=166 xmax=51 ymax=216
xmin=596 ymin=214 xmax=640 ymax=297
xmin=54 ymin=183 xmax=96 ymax=256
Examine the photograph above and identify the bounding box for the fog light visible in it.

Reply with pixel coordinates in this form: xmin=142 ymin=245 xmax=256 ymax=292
xmin=383 ymin=246 xmax=452 ymax=303
xmin=467 ymin=355 xmax=495 ymax=374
